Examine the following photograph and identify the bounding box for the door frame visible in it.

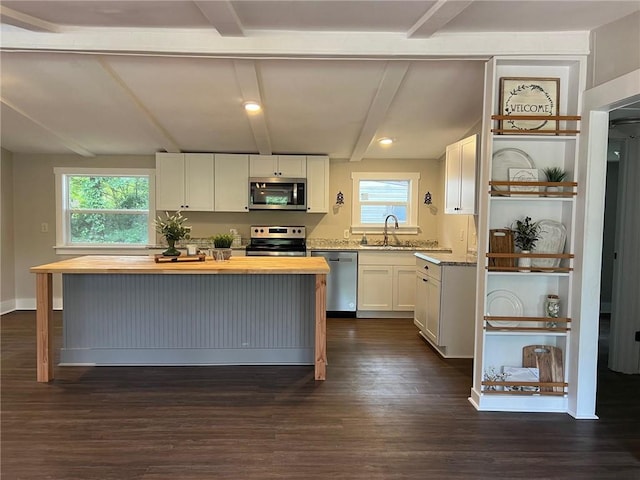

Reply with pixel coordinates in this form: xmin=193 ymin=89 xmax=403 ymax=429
xmin=570 ymin=69 xmax=640 ymax=419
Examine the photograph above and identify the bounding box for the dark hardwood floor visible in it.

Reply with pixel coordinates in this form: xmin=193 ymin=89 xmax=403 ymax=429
xmin=2 ymin=311 xmax=639 ymax=479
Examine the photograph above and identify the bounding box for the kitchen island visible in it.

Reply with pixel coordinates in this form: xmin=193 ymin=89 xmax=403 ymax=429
xmin=30 ymin=255 xmax=329 ymax=382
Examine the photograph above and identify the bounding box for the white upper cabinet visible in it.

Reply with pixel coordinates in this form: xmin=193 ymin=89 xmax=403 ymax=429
xmin=445 ymin=134 xmax=478 ymax=214
xmin=249 ymin=155 xmax=306 ymax=177
xmin=306 ymin=155 xmax=330 ymax=213
xmin=214 ymin=154 xmax=249 ymax=212
xmin=156 ymin=153 xmax=214 ymax=211
xmin=277 ymin=155 xmax=307 ymax=177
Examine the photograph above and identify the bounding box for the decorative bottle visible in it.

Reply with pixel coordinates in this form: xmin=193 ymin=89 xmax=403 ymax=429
xmin=545 ymin=294 xmax=560 ymax=328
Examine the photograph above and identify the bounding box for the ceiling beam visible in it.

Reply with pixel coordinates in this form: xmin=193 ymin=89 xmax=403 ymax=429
xmin=349 ymin=61 xmax=410 ymax=162
xmin=233 ymin=60 xmax=272 ymax=155
xmin=0 ymin=28 xmax=589 ymax=57
xmin=407 ymin=0 xmax=475 ymax=39
xmin=1 ymin=97 xmax=95 ymax=157
xmin=96 ymin=58 xmax=181 ymax=154
xmin=0 ymin=6 xmax=59 ymax=33
xmin=194 ymin=1 xmax=245 ymax=37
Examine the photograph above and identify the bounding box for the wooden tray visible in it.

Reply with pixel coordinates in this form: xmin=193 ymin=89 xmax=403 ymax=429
xmin=489 ymin=229 xmax=514 ymax=269
xmin=522 ymin=345 xmax=564 ymax=393
xmin=154 ymin=254 xmax=206 ymax=263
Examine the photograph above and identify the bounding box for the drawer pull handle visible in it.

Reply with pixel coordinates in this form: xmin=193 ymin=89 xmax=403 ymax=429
xmin=423 ymin=278 xmax=428 ymax=282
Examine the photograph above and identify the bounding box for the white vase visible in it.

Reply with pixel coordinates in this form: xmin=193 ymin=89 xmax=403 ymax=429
xmin=518 ymin=250 xmax=532 ymax=272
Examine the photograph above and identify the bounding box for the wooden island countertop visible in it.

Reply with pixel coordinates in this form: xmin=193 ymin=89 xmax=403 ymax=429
xmin=31 ymin=255 xmax=330 ymax=275
xmin=31 ymin=255 xmax=329 ymax=383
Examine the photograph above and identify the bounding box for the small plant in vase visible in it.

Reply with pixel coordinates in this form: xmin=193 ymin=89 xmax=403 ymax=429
xmin=511 ymin=216 xmax=541 ymax=271
xmin=154 ymin=211 xmax=191 ymax=257
xmin=210 ymin=233 xmax=234 ymax=260
xmin=543 ymin=167 xmax=567 ymax=194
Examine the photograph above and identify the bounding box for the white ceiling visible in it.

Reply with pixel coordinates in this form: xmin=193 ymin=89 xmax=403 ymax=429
xmin=1 ymin=1 xmax=639 ymax=160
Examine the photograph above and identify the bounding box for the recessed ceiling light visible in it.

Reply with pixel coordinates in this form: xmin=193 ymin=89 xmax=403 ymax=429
xmin=244 ymin=102 xmax=262 ymax=112
xmin=378 ymin=137 xmax=394 ymax=145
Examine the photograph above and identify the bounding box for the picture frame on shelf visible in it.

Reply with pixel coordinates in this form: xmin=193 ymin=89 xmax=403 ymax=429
xmin=499 ymin=77 xmax=560 ymax=133
xmin=508 ymin=167 xmax=539 ymax=194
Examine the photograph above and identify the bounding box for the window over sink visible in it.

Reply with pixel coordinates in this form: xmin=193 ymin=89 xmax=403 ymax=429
xmin=54 ymin=167 xmax=155 ymax=253
xmin=351 ymin=172 xmax=420 ymax=234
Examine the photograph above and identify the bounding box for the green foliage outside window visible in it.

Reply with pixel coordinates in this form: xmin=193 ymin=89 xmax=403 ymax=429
xmin=68 ymin=176 xmax=150 ymax=244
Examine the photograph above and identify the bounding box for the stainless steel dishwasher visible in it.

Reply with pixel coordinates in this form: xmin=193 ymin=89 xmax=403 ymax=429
xmin=311 ymin=251 xmax=358 ymax=314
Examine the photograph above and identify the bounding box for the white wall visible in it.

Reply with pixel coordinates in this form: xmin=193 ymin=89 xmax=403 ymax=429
xmin=10 ymin=153 xmax=462 ymax=307
xmin=12 ymin=154 xmax=156 ymax=308
xmin=1 ymin=148 xmax=16 ymax=313
xmin=589 ymin=11 xmax=640 ymax=88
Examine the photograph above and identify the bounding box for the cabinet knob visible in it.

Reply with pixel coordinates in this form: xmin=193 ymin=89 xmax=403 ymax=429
xmin=244 ymin=206 xmax=248 ymax=210
xmin=424 ymin=265 xmax=429 ymax=270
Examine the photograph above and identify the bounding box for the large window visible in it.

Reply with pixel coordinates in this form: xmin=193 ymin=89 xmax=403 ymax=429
xmin=55 ymin=168 xmax=155 ymax=249
xmin=351 ymin=172 xmax=420 ymax=233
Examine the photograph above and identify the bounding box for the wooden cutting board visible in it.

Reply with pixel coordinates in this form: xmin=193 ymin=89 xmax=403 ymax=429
xmin=522 ymin=345 xmax=564 ymax=393
xmin=489 ymin=229 xmax=515 ymax=268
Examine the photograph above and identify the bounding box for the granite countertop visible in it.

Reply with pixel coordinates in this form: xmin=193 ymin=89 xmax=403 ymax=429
xmin=414 ymin=251 xmax=478 ymax=266
xmin=306 ymin=238 xmax=451 ymax=252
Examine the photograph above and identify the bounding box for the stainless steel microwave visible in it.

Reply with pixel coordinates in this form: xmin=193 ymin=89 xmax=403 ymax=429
xmin=249 ymin=177 xmax=307 ymax=211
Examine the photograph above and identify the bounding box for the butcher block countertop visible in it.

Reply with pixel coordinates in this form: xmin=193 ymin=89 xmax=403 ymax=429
xmin=31 ymin=255 xmax=330 ymax=275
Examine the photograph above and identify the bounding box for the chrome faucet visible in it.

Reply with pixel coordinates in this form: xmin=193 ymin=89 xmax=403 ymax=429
xmin=383 ymin=214 xmax=399 ymax=246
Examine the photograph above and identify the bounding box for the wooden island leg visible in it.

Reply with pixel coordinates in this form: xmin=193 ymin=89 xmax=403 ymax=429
xmin=36 ymin=273 xmax=54 ymax=382
xmin=314 ymin=273 xmax=327 ymax=380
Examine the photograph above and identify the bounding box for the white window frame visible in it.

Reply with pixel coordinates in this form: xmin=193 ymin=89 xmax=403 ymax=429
xmin=351 ymin=172 xmax=420 ymax=234
xmin=54 ymin=167 xmax=156 ymax=255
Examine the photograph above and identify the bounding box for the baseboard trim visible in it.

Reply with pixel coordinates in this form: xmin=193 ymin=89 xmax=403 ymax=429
xmin=15 ymin=297 xmax=63 ymax=311
xmin=1 ymin=299 xmax=16 ymax=315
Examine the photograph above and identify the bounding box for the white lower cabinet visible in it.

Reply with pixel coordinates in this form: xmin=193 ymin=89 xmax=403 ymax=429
xmin=414 ymin=256 xmax=476 ymax=358
xmin=357 ymin=252 xmax=416 ymax=316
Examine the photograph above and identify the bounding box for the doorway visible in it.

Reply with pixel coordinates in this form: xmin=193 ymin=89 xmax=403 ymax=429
xmin=600 ymin=104 xmax=640 ymax=375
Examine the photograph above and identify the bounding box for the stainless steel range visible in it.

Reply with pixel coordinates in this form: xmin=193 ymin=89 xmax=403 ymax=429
xmin=245 ymin=226 xmax=306 ymax=257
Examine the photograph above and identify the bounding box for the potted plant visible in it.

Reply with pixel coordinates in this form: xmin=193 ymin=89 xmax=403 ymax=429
xmin=210 ymin=233 xmax=234 ymax=260
xmin=511 ymin=216 xmax=541 ymax=271
xmin=154 ymin=211 xmax=191 ymax=257
xmin=543 ymin=167 xmax=567 ymax=193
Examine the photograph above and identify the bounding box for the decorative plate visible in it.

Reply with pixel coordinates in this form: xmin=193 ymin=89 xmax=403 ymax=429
xmin=532 ymin=219 xmax=567 ymax=269
xmin=492 ymin=148 xmax=534 ymax=191
xmin=486 ymin=290 xmax=523 ymax=327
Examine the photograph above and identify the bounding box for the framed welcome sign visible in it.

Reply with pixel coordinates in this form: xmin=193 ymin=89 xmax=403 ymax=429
xmin=499 ymin=77 xmax=560 ymax=133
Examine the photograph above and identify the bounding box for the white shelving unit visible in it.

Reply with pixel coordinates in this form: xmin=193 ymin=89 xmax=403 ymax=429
xmin=470 ymin=56 xmax=586 ymax=414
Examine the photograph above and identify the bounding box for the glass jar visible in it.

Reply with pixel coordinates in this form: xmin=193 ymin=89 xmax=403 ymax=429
xmin=545 ymin=294 xmax=560 ymax=328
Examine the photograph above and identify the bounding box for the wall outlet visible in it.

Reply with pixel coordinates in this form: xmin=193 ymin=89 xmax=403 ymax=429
xmin=41 ymin=222 xmax=49 ymax=233
xmin=343 ymin=229 xmax=350 ymax=239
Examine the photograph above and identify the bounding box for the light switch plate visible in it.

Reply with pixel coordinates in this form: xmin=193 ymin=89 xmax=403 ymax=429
xmin=343 ymin=229 xmax=350 ymax=239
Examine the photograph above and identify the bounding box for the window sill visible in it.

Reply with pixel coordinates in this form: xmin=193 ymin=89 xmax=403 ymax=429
xmin=54 ymin=245 xmax=155 ymax=256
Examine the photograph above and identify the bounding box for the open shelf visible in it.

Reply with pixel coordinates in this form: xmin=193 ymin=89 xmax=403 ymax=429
xmin=484 ymin=316 xmax=571 ymax=333
xmin=481 ymin=381 xmax=568 ymax=396
xmin=489 ymin=181 xmax=577 ymax=197
xmin=491 ymin=114 xmax=581 ymax=136
xmin=486 ymin=252 xmax=573 ymax=273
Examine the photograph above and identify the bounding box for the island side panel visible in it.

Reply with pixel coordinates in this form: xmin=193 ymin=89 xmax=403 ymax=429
xmin=36 ymin=273 xmax=54 ymax=382
xmin=61 ymin=274 xmax=316 ymax=365
xmin=315 ymin=273 xmax=327 ymax=380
